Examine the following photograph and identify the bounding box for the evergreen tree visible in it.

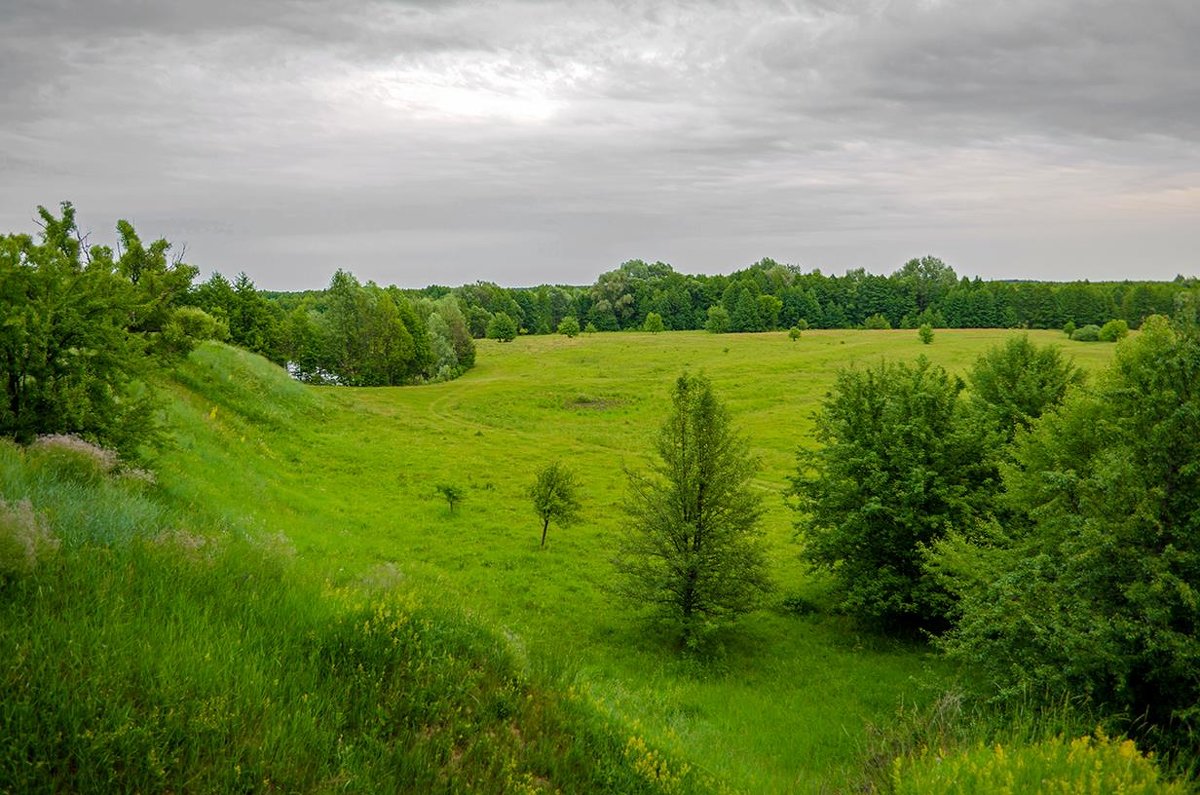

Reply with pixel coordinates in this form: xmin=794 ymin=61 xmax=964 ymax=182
xmin=615 ymin=373 xmax=771 ymax=646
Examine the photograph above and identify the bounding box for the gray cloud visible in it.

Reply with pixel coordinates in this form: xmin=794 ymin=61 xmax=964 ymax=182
xmin=2 ymin=0 xmax=1197 ymax=288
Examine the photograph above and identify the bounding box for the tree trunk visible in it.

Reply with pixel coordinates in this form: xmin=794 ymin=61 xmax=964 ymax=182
xmin=540 ymin=518 xmax=549 ymax=548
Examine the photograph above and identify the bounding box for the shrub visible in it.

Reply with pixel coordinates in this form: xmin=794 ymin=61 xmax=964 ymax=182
xmin=1070 ymin=323 xmax=1101 ymax=341
xmin=0 ymin=497 xmax=58 ymax=580
xmin=1063 ymin=319 xmax=1077 ymax=337
xmin=557 ymin=315 xmax=581 ymax=337
xmin=486 ymin=312 xmax=518 ymax=342
xmin=918 ymin=323 xmax=934 ymax=344
xmin=1100 ymin=318 xmax=1130 ymax=342
xmin=788 ymin=326 xmax=802 ymax=342
xmin=642 ymin=312 xmax=665 ymax=333
xmin=863 ymin=313 xmax=892 ymax=330
xmin=892 ymin=731 xmax=1184 ymax=794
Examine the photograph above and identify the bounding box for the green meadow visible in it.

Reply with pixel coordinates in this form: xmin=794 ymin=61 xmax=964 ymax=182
xmin=150 ymin=328 xmax=1116 ymax=792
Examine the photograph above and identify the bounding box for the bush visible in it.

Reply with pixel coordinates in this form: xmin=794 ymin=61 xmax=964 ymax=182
xmin=918 ymin=323 xmax=934 ymax=344
xmin=642 ymin=312 xmax=665 ymax=333
xmin=893 ymin=731 xmax=1184 ymax=794
xmin=1063 ymin=319 xmax=1077 ymax=337
xmin=486 ymin=312 xmax=518 ymax=342
xmin=1100 ymin=318 xmax=1130 ymax=342
xmin=863 ymin=313 xmax=892 ymax=330
xmin=1070 ymin=323 xmax=1101 ymax=341
xmin=557 ymin=315 xmax=581 ymax=337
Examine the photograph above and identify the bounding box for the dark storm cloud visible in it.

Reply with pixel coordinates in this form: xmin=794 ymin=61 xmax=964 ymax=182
xmin=1 ymin=0 xmax=1197 ymax=288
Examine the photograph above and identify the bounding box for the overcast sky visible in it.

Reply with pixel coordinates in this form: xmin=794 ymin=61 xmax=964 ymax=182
xmin=2 ymin=0 xmax=1197 ymax=289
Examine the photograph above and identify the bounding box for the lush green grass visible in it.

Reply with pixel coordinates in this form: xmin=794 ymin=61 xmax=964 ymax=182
xmin=0 ymin=440 xmax=695 ymax=793
xmin=146 ymin=329 xmax=1117 ymax=791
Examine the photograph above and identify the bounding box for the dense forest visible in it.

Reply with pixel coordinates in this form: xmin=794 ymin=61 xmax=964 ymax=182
xmin=201 ymin=256 xmax=1196 ymax=369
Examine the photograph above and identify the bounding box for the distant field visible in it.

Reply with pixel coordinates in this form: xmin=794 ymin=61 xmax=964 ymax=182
xmin=157 ymin=329 xmax=1116 ymax=791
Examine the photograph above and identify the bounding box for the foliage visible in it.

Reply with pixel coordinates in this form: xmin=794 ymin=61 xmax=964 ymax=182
xmin=793 ymin=356 xmax=998 ymax=630
xmin=892 ymin=730 xmax=1184 ymax=794
xmin=704 ymin=304 xmax=731 ymax=334
xmin=614 ymin=373 xmax=771 ymax=646
xmin=643 ymin=312 xmax=665 ymax=333
xmin=283 ymin=270 xmax=436 ymax=385
xmin=788 ymin=326 xmax=802 ymax=342
xmin=1071 ymin=323 xmax=1102 ymax=341
xmin=1063 ymin=319 xmax=1077 ymax=337
xmin=558 ymin=315 xmax=581 ymax=337
xmin=436 ymin=483 xmax=465 ymax=514
xmin=966 ymin=334 xmax=1084 ymax=442
xmin=418 ymin=295 xmax=476 ymax=380
xmin=487 ymin=311 xmax=518 ymax=342
xmin=918 ymin=323 xmax=934 ymax=344
xmin=528 ymin=462 xmax=582 ymax=548
xmin=0 ymin=203 xmax=201 ymax=455
xmin=1100 ymin=317 xmax=1130 ymax=342
xmin=934 ymin=316 xmax=1200 ymax=750
xmin=863 ymin=312 xmax=892 ymax=330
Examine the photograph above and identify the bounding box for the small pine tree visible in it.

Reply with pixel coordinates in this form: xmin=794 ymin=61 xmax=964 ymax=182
xmin=918 ymin=323 xmax=934 ymax=344
xmin=615 ymin=373 xmax=771 ymax=646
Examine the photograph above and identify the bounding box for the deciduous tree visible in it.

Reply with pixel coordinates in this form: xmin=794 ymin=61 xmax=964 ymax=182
xmin=528 ymin=462 xmax=581 ymax=547
xmin=792 ymin=357 xmax=997 ymax=630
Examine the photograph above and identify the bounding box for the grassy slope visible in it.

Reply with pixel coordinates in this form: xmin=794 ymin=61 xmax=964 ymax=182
xmin=154 ymin=329 xmax=1116 ymax=792
xmin=0 ymin=408 xmax=686 ymax=793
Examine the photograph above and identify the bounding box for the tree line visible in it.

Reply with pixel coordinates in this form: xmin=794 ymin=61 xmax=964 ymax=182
xmin=416 ymin=256 xmax=1191 ymax=337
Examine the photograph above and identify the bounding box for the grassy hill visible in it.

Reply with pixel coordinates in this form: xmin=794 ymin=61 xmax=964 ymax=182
xmin=3 ymin=329 xmax=1124 ymax=792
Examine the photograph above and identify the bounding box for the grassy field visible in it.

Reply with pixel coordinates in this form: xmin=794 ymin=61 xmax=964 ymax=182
xmin=150 ymin=328 xmax=1116 ymax=792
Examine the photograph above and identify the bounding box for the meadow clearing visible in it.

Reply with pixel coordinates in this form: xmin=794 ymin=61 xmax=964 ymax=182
xmin=153 ymin=328 xmax=1116 ymax=791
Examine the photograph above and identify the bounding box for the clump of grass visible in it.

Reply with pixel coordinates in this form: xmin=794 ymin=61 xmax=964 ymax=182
xmin=0 ymin=496 xmax=59 ymax=581
xmin=27 ymin=434 xmax=119 ymax=484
